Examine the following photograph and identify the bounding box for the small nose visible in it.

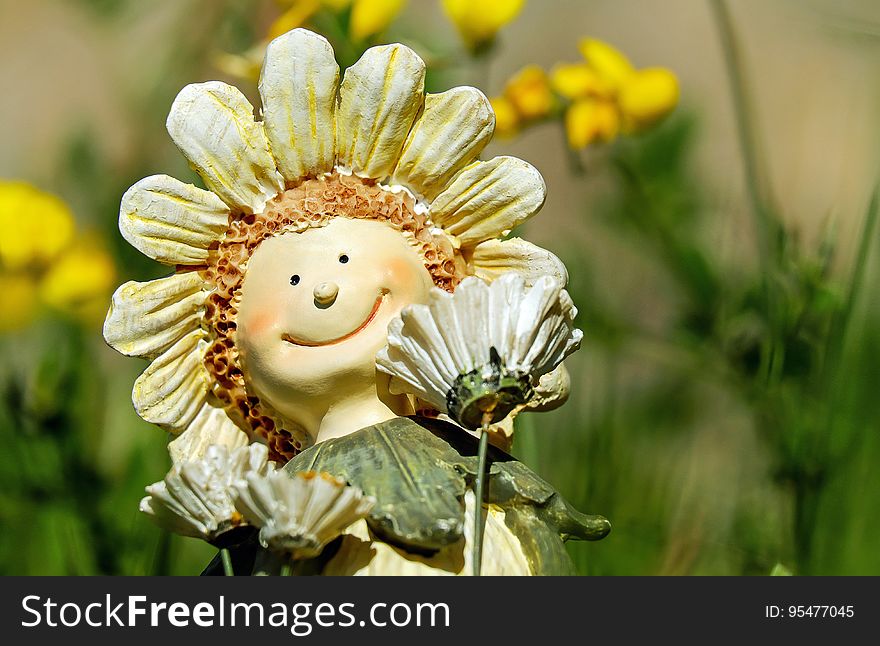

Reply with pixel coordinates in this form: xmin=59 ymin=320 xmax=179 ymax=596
xmin=313 ymin=281 xmax=339 ymax=307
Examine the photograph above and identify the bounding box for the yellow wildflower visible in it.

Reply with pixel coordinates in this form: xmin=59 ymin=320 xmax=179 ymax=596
xmin=350 ymin=0 xmax=405 ymax=41
xmin=553 ymin=38 xmax=679 ymax=149
xmin=578 ymin=39 xmax=634 ymax=93
xmin=503 ymin=65 xmax=553 ymax=122
xmin=40 ymin=235 xmax=116 ymax=327
xmin=490 ymin=96 xmax=519 ymax=138
xmin=565 ymin=99 xmax=619 ymax=149
xmin=269 ymin=0 xmax=402 ymax=42
xmin=550 ymin=63 xmax=610 ymax=100
xmin=0 ymin=273 xmax=38 ymax=333
xmin=0 ymin=181 xmax=75 ymax=271
xmin=618 ymin=67 xmax=680 ymax=130
xmin=442 ymin=0 xmax=525 ymax=52
xmin=0 ymin=181 xmax=116 ymax=332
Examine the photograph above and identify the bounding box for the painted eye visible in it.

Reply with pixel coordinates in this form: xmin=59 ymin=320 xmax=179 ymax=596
xmin=338 ymin=254 xmax=349 ymax=264
xmin=290 ymin=275 xmax=301 ymax=286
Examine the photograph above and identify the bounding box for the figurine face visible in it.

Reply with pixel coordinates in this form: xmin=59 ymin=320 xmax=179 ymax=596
xmin=236 ymin=217 xmax=435 ymax=428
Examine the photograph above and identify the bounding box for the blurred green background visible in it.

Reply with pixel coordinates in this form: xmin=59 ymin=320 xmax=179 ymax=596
xmin=1 ymin=0 xmax=879 ymax=575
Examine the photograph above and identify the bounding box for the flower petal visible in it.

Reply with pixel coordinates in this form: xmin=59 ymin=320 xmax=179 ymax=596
xmin=442 ymin=0 xmax=525 ymax=50
xmin=503 ymin=65 xmax=553 ymax=121
xmin=578 ymin=38 xmax=635 ymax=91
xmin=350 ymin=0 xmax=405 ymax=41
xmin=119 ymin=175 xmax=230 ymax=265
xmin=524 ymin=363 xmax=570 ymax=412
xmin=336 ymin=43 xmax=426 ymax=179
xmin=166 ymin=82 xmax=283 ymax=212
xmin=550 ymin=62 xmax=611 ymax=100
xmin=489 ymin=96 xmax=519 ymax=138
xmin=429 ymin=156 xmax=546 ymax=247
xmin=104 ymin=271 xmax=209 ymax=360
xmin=260 ymin=29 xmax=339 ymax=183
xmin=393 ymin=87 xmax=495 ymax=201
xmin=565 ymin=99 xmax=619 ymax=150
xmin=167 ymin=403 xmax=250 ymax=464
xmin=471 ymin=237 xmax=568 ymax=287
xmin=132 ymin=330 xmax=210 ymax=432
xmin=618 ymin=67 xmax=679 ymax=131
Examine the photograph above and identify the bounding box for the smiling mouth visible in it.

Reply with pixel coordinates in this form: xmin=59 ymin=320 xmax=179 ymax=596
xmin=281 ymin=292 xmax=387 ymax=348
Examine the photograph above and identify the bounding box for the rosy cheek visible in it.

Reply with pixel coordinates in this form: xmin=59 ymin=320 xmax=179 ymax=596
xmin=240 ymin=309 xmax=280 ymax=340
xmin=383 ymin=257 xmax=419 ymax=288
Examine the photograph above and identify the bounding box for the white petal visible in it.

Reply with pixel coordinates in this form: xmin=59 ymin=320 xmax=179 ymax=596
xmin=104 ymin=271 xmax=208 ymax=359
xmin=119 ymin=175 xmax=229 ymax=265
xmin=237 ymin=471 xmax=373 ymax=557
xmin=166 ymin=81 xmax=283 ymax=212
xmin=430 ymin=156 xmax=546 ymax=247
xmin=336 ymin=44 xmax=426 ymax=179
xmin=260 ymin=29 xmax=339 ymax=182
xmin=524 ymin=364 xmax=571 ymax=412
xmin=132 ymin=330 xmax=210 ymax=432
xmin=393 ymin=87 xmax=494 ymax=201
xmin=472 ymin=237 xmax=569 ymax=287
xmin=452 ymin=276 xmax=491 ymax=368
xmin=167 ymin=403 xmax=250 ymax=464
xmin=142 ymin=442 xmax=270 ymax=539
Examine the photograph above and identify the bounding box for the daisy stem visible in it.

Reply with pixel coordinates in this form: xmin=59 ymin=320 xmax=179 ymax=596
xmin=220 ymin=548 xmax=234 ymax=577
xmin=280 ymin=562 xmax=293 ymax=577
xmin=472 ymin=421 xmax=490 ymax=576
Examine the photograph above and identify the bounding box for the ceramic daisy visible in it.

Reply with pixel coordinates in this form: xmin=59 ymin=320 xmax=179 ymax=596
xmin=377 ymin=272 xmax=582 ymax=430
xmin=106 ymin=28 xmax=608 ymax=576
xmin=140 ymin=442 xmax=272 ymax=545
xmin=233 ymin=470 xmax=374 ymax=560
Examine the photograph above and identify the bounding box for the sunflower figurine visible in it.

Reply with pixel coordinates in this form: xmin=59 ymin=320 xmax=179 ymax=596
xmin=105 ymin=28 xmax=609 ymax=576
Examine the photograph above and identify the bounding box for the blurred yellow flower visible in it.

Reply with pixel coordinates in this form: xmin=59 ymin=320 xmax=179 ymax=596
xmin=489 ymin=65 xmax=552 ymax=137
xmin=218 ymin=0 xmax=406 ymax=83
xmin=0 ymin=181 xmax=75 ymax=271
xmin=442 ymin=0 xmax=525 ymax=52
xmin=618 ymin=67 xmax=680 ymax=130
xmin=503 ymin=65 xmax=553 ymax=121
xmin=0 ymin=181 xmax=116 ymax=332
xmin=270 ymin=0 xmax=403 ymax=42
xmin=565 ymin=99 xmax=619 ymax=149
xmin=40 ymin=235 xmax=116 ymax=326
xmin=0 ymin=273 xmax=38 ymax=333
xmin=551 ymin=38 xmax=678 ymax=149
xmin=550 ymin=63 xmax=610 ymax=100
xmin=490 ymin=96 xmax=519 ymax=138
xmin=350 ymin=0 xmax=405 ymax=41
xmin=577 ymin=39 xmax=635 ymax=93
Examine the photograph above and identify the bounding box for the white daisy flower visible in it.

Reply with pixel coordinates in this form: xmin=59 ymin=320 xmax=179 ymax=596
xmin=103 ymin=28 xmax=567 ymax=463
xmin=139 ymin=443 xmax=272 ymax=544
xmin=377 ymin=272 xmax=583 ymax=429
xmin=233 ymin=470 xmax=375 ymax=560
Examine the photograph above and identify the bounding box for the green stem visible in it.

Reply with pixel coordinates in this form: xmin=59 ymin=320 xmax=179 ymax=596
xmin=280 ymin=561 xmax=293 ymax=577
xmin=472 ymin=425 xmax=490 ymax=576
xmin=562 ymin=124 xmax=586 ymax=176
xmin=708 ymin=0 xmax=779 ymax=284
xmin=710 ymin=0 xmax=789 ymax=391
xmin=220 ymin=548 xmax=234 ymax=577
xmin=792 ymin=477 xmax=821 ymax=575
xmin=471 ymin=51 xmax=491 ymax=92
